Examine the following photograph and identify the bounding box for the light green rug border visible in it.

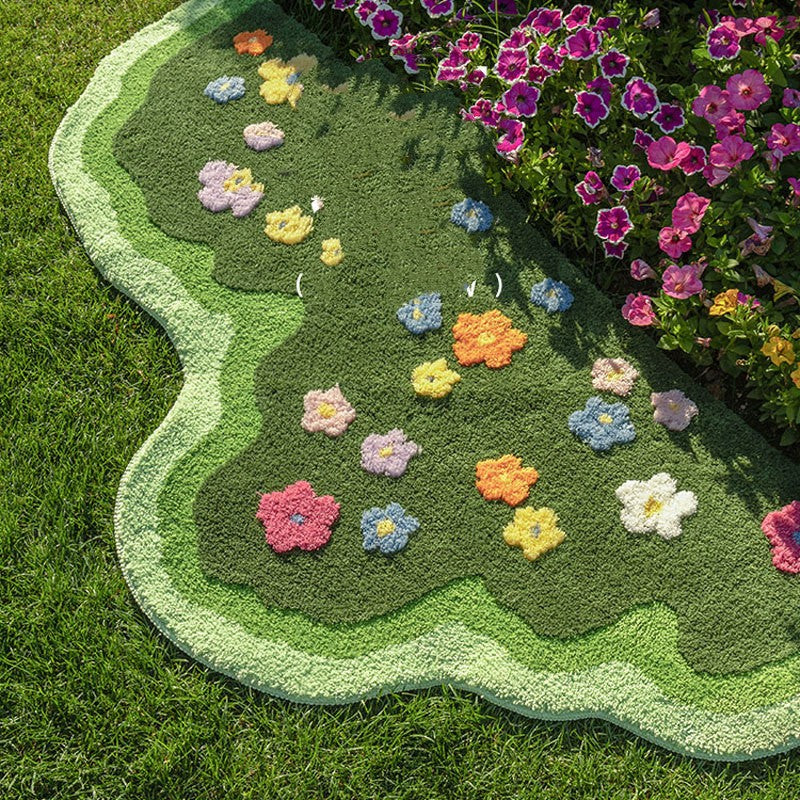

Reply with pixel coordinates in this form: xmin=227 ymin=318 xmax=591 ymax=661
xmin=49 ymin=0 xmax=800 ymax=760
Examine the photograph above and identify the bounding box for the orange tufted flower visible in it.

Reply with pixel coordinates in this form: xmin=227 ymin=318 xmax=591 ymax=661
xmin=452 ymin=309 xmax=527 ymax=368
xmin=475 ymin=455 xmax=539 ymax=506
xmin=233 ymin=30 xmax=273 ymax=55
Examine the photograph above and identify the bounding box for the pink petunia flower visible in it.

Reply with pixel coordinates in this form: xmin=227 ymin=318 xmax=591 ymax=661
xmin=592 ymin=357 xmax=639 ymax=395
xmin=564 ymin=27 xmax=601 ymax=60
xmin=766 ymin=123 xmax=800 ymax=156
xmin=714 ymin=111 xmax=746 ymax=139
xmin=726 ymin=69 xmax=771 ymax=111
xmin=691 ymin=85 xmax=734 ymax=123
xmin=647 ymin=136 xmax=691 ymax=171
xmin=565 ymin=4 xmax=592 ymax=30
xmin=610 ymin=164 xmax=641 ymax=192
xmin=653 ymin=103 xmax=685 ymax=134
xmin=528 ymin=8 xmax=563 ymax=35
xmin=753 ymin=16 xmax=784 ymax=46
xmin=301 ymin=384 xmax=357 ymax=436
xmin=356 ymin=0 xmax=379 ymax=23
xmin=502 ymin=82 xmax=540 ymax=117
xmin=461 ymin=98 xmax=500 ymax=127
xmin=783 ymin=88 xmax=800 ymax=108
xmin=495 ymin=48 xmax=529 ymax=82
xmin=621 ymin=293 xmax=657 ymax=326
xmin=573 ymin=91 xmax=609 ymax=128
xmin=599 ymin=49 xmax=629 ymax=79
xmin=501 ymin=29 xmax=530 ymax=50
xmin=710 ymin=135 xmax=754 ymax=169
xmin=574 ymin=171 xmax=606 ymax=205
xmin=651 ymin=390 xmax=699 ymax=431
xmin=658 ymin=227 xmax=693 ymax=259
xmin=789 ymin=177 xmax=800 ymax=206
xmin=603 ymin=240 xmax=628 ymax=258
xmin=661 ymin=262 xmax=703 ymax=298
xmin=707 ymin=23 xmax=741 ymax=59
xmin=594 ymin=16 xmax=621 ymax=34
xmin=703 ymin=163 xmax=731 ymax=186
xmin=256 ymin=480 xmax=340 ymax=553
xmin=763 ymin=501 xmax=800 ymax=573
xmin=678 ymin=145 xmax=707 ymax=175
xmin=595 ymin=205 xmax=634 ymax=243
xmin=630 ymin=258 xmax=657 ymax=280
xmin=671 ymin=192 xmax=711 ymax=234
xmin=495 ymin=118 xmax=525 ymax=156
xmin=621 ymin=77 xmax=660 ymax=118
xmin=459 ymin=67 xmax=488 ymax=89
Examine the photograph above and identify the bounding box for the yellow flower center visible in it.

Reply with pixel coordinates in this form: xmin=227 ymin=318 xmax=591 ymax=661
xmin=378 ymin=446 xmax=394 ymax=458
xmin=376 ymin=519 xmax=396 ymax=538
xmin=598 ymin=413 xmax=614 ymax=424
xmin=547 ymin=289 xmax=557 ymax=298
xmin=668 ymin=401 xmax=681 ymax=411
xmin=317 ymin=402 xmax=336 ymax=419
xmin=644 ymin=496 xmax=663 ymax=517
xmin=412 ymin=309 xmax=424 ymax=320
xmin=477 ymin=332 xmax=496 ymax=346
xmin=607 ymin=370 xmax=622 ymax=381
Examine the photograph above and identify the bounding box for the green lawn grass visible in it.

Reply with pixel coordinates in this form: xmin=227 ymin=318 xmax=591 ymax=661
xmin=5 ymin=0 xmax=800 ymax=796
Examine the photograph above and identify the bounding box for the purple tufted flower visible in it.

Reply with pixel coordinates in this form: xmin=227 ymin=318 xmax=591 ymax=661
xmin=361 ymin=429 xmax=421 ymax=477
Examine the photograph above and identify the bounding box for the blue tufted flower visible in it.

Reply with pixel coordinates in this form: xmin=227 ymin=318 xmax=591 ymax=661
xmin=396 ymin=292 xmax=442 ymax=334
xmin=530 ymin=278 xmax=574 ymax=313
xmin=361 ymin=503 xmax=420 ymax=555
xmin=568 ymin=396 xmax=635 ymax=452
xmin=450 ymin=198 xmax=493 ymax=233
xmin=204 ymin=75 xmax=246 ymax=104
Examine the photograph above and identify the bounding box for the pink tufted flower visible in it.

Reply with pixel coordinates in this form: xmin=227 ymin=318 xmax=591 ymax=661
xmin=301 ymin=384 xmax=356 ymax=436
xmin=621 ymin=293 xmax=657 ymax=326
xmin=257 ymin=480 xmax=340 ymax=553
xmin=592 ymin=357 xmax=639 ymax=396
xmin=651 ymin=390 xmax=699 ymax=431
xmin=762 ymin=501 xmax=800 ymax=573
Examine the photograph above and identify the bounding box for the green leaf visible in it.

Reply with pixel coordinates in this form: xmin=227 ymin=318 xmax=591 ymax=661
xmin=780 ymin=428 xmax=799 ymax=446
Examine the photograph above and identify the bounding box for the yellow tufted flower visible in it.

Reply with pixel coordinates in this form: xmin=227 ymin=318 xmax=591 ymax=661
xmin=264 ymin=205 xmax=314 ymax=244
xmin=222 ymin=167 xmax=263 ymax=194
xmin=411 ymin=358 xmax=461 ymax=399
xmin=708 ymin=288 xmax=739 ymax=317
xmin=258 ymin=58 xmax=303 ymax=108
xmin=320 ymin=238 xmax=344 ymax=266
xmin=503 ymin=506 xmax=565 ymax=561
xmin=761 ymin=336 xmax=796 ymax=366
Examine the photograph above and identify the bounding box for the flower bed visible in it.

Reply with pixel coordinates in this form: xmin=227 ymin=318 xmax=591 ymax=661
xmin=304 ymin=0 xmax=800 ymax=445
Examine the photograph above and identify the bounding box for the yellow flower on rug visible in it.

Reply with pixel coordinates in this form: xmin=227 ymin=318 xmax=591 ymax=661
xmin=320 ymin=238 xmax=343 ymax=266
xmin=503 ymin=507 xmax=565 ymax=561
xmin=265 ymin=205 xmax=313 ymax=244
xmin=411 ymin=358 xmax=461 ymax=398
xmin=258 ymin=58 xmax=303 ymax=108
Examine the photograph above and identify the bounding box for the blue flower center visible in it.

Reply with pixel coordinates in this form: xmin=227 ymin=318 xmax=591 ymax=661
xmin=290 ymin=513 xmax=306 ymax=525
xmin=286 ymin=72 xmax=301 ymax=85
xmin=791 ymin=530 xmax=800 ymax=547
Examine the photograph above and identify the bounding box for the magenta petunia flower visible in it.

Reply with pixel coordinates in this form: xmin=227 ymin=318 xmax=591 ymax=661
xmin=647 ymin=136 xmax=691 ymax=171
xmin=389 ymin=32 xmax=416 ymax=53
xmin=361 ymin=428 xmax=420 ymax=477
xmin=495 ymin=48 xmax=529 ymax=83
xmin=630 ymin=258 xmax=656 ymax=281
xmin=621 ymin=293 xmax=656 ymax=326
xmin=564 ymin=27 xmax=600 ymax=60
xmin=651 ymin=390 xmax=699 ymax=431
xmin=565 ymin=4 xmax=592 ymax=29
xmin=595 ymin=205 xmax=633 ymax=243
xmin=301 ymin=384 xmax=356 ymax=436
xmin=461 ymin=98 xmax=500 ymax=127
xmin=356 ymin=0 xmax=379 ymax=22
xmin=783 ymin=88 xmax=800 ymax=108
xmin=691 ymin=85 xmax=733 ymax=124
xmin=763 ymin=501 xmax=800 ymax=573
xmin=753 ymin=16 xmax=784 ymax=47
xmin=621 ymin=77 xmax=660 ymax=118
xmin=633 ymin=127 xmax=655 ymax=151
xmin=610 ymin=164 xmax=641 ymax=192
xmin=726 ymin=69 xmax=771 ymax=111
xmin=536 ymin=44 xmax=564 ymax=74
xmin=707 ymin=23 xmax=741 ymax=60
xmin=574 ymin=171 xmax=606 ymax=205
xmin=672 ymin=192 xmax=711 ymax=234
xmin=587 ymin=76 xmax=612 ymax=105
xmin=661 ymin=263 xmax=703 ymax=298
xmin=658 ymin=227 xmax=693 ymax=260
xmin=709 ymin=134 xmax=754 ymax=169
xmin=603 ymin=240 xmax=628 ymax=258
xmin=594 ymin=16 xmax=620 ymax=33
xmin=502 ymin=82 xmax=540 ymax=117
xmin=495 ymin=118 xmax=525 ymax=156
xmin=592 ymin=357 xmax=639 ymax=396
xmin=599 ymin=49 xmax=629 ymax=79
xmin=573 ymin=91 xmax=609 ymax=128
xmin=501 ymin=29 xmax=529 ymax=50
xmin=678 ymin=145 xmax=707 ymax=176
xmin=652 ymin=103 xmax=685 ymax=134
xmin=528 ymin=8 xmax=562 ymax=35
xmin=703 ymin=163 xmax=731 ymax=186
xmin=714 ymin=111 xmax=746 ymax=139
xmin=525 ymin=65 xmax=549 ymax=85
xmin=368 ymin=4 xmax=403 ymax=39
xmin=766 ymin=123 xmax=800 ymax=157
xmin=460 ymin=67 xmax=488 ymax=88
xmin=456 ymin=31 xmax=482 ymax=51
xmin=420 ymin=0 xmax=454 ymax=18
xmin=256 ymin=480 xmax=340 ymax=554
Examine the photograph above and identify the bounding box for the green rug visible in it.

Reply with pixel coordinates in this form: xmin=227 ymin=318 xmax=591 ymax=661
xmin=50 ymin=0 xmax=800 ymax=761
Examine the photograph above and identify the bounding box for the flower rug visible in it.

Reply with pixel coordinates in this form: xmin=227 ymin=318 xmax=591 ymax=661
xmin=50 ymin=0 xmax=800 ymax=761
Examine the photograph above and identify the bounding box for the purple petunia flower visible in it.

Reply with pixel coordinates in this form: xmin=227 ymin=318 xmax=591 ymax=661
xmin=707 ymin=24 xmax=741 ymax=60
xmin=594 ymin=16 xmax=621 ymax=33
xmin=456 ymin=31 xmax=482 ymax=51
xmin=610 ymin=164 xmax=641 ymax=192
xmin=603 ymin=240 xmax=629 ymax=258
xmin=459 ymin=67 xmax=488 ymax=89
xmin=536 ymin=44 xmax=564 ymax=74
xmin=564 ymin=27 xmax=600 ymax=60
xmin=501 ymin=29 xmax=529 ymax=50
xmin=574 ymin=170 xmax=606 ymax=205
xmin=496 ymin=118 xmax=525 ymax=157
xmin=633 ymin=127 xmax=655 ymax=151
xmin=527 ymin=8 xmax=562 ymax=35
xmin=361 ymin=429 xmax=420 ymax=477
xmin=420 ymin=0 xmax=454 ymax=17
xmin=495 ymin=48 xmax=529 ymax=83
xmin=630 ymin=258 xmax=656 ymax=280
xmin=653 ymin=103 xmax=685 ymax=134
xmin=595 ymin=205 xmax=633 ymax=243
xmin=368 ymin=4 xmax=403 ymax=40
xmin=502 ymin=82 xmax=540 ymax=117
xmin=599 ymin=49 xmax=629 ymax=80
xmin=312 ymin=0 xmax=326 ymax=9
xmin=587 ymin=76 xmax=612 ymax=105
xmin=436 ymin=45 xmax=468 ymax=81
xmin=678 ymin=145 xmax=707 ymax=176
xmin=489 ymin=0 xmax=518 ymax=15
xmin=573 ymin=91 xmax=609 ymax=128
xmin=564 ymin=4 xmax=592 ymax=30
xmin=621 ymin=77 xmax=660 ymax=118
xmin=461 ymin=98 xmax=500 ymax=127
xmin=332 ymin=0 xmax=356 ymax=9
xmin=356 ymin=0 xmax=379 ymax=23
